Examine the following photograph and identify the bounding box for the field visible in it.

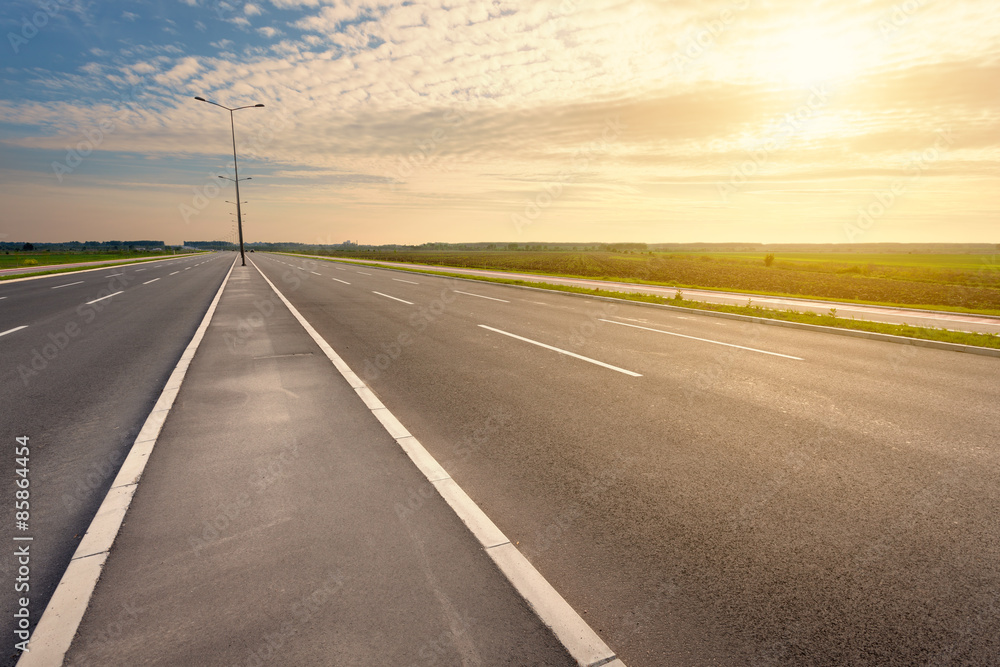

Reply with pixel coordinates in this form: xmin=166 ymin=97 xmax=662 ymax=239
xmin=322 ymin=250 xmax=1000 ymax=313
xmin=0 ymin=251 xmax=179 ymax=270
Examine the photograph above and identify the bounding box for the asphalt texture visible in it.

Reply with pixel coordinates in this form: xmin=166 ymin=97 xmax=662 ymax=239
xmin=62 ymin=264 xmax=575 ymax=667
xmin=251 ymin=253 xmax=1000 ymax=666
xmin=300 ymin=254 xmax=1000 ymax=334
xmin=0 ymin=253 xmax=232 ymax=665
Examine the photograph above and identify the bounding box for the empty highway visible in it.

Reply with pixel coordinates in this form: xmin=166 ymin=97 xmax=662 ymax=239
xmin=0 ymin=253 xmax=232 ymax=665
xmin=250 ymin=252 xmax=1000 ymax=665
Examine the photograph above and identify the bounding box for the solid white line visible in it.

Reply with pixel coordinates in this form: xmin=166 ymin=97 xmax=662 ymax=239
xmin=18 ymin=256 xmax=238 ymax=667
xmin=1 ymin=325 xmax=27 ymax=338
xmin=249 ymin=260 xmax=623 ymax=667
xmin=85 ymin=291 xmax=123 ymax=305
xmin=332 ymin=278 xmax=351 ymax=285
xmin=599 ymin=319 xmax=804 ymax=360
xmin=169 ymin=271 xmax=179 ymax=276
xmin=51 ymin=281 xmax=84 ymax=289
xmin=454 ymin=290 xmax=509 ymax=303
xmin=393 ymin=278 xmax=419 ymax=284
xmin=142 ymin=278 xmax=160 ymax=285
xmin=372 ymin=291 xmax=414 ymax=305
xmin=357 ymin=271 xmax=371 ymax=275
xmin=479 ymin=325 xmax=642 ymax=377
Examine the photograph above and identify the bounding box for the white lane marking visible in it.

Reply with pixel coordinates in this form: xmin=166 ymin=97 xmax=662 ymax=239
xmin=676 ymin=316 xmax=692 ymax=320
xmin=310 ymin=271 xmax=321 ymax=275
xmin=479 ymin=325 xmax=642 ymax=377
xmin=372 ymin=291 xmax=414 ymax=305
xmin=169 ymin=271 xmax=179 ymax=275
xmin=0 ymin=296 xmax=5 ymax=300
xmin=250 ymin=261 xmax=623 ymax=667
xmin=454 ymin=290 xmax=510 ymax=303
xmin=143 ymin=278 xmax=160 ymax=285
xmin=86 ymin=291 xmax=123 ymax=305
xmin=357 ymin=271 xmax=371 ymax=275
xmin=600 ymin=319 xmax=804 ymax=360
xmin=135 ymin=269 xmax=145 ymax=272
xmin=1 ymin=325 xmax=28 ymax=338
xmin=393 ymin=278 xmax=419 ymax=284
xmin=51 ymin=281 xmax=84 ymax=289
xmin=105 ymin=273 xmax=123 ymax=277
xmin=332 ymin=278 xmax=351 ymax=285
xmin=19 ymin=256 xmax=238 ymax=667
xmin=335 ymin=267 xmax=347 ymax=271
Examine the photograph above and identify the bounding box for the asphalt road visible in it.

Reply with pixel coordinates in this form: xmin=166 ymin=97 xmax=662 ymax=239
xmin=253 ymin=252 xmax=1000 ymax=666
xmin=295 ymin=254 xmax=1000 ymax=335
xmin=0 ymin=252 xmax=233 ymax=665
xmin=0 ymin=253 xmax=205 ymax=278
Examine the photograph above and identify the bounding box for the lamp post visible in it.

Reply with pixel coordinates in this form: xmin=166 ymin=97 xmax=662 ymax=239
xmin=194 ymin=96 xmax=264 ymax=266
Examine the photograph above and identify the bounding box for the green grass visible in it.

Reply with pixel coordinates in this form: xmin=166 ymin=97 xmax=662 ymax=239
xmin=0 ymin=251 xmax=183 ymax=270
xmin=667 ymin=252 xmax=1000 ymax=271
xmin=0 ymin=252 xmax=202 ymax=281
xmin=285 ymin=253 xmax=1000 ymax=351
xmin=301 ymin=249 xmax=1000 ymax=314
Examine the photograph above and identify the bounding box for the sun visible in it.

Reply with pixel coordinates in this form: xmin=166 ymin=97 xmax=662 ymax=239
xmin=766 ymin=26 xmax=862 ymax=86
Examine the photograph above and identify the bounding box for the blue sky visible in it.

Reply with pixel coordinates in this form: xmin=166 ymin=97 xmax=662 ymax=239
xmin=1 ymin=0 xmax=998 ymax=245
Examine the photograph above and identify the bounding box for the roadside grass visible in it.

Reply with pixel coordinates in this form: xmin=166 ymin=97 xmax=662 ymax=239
xmin=305 ymin=250 xmax=1000 ymax=315
xmin=286 ymin=253 xmax=1000 ymax=350
xmin=0 ymin=252 xmax=182 ymax=270
xmin=0 ymin=253 xmax=204 ymax=281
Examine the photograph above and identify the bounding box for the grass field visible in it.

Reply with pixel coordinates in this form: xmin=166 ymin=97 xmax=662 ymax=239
xmin=0 ymin=252 xmax=185 ymax=270
xmin=295 ymin=255 xmax=1000 ymax=351
xmin=318 ymin=250 xmax=1000 ymax=314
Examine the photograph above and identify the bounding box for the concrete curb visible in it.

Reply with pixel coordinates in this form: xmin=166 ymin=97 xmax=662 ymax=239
xmin=251 ymin=259 xmax=625 ymax=667
xmin=294 ymin=255 xmax=1000 ymax=360
xmin=16 ymin=256 xmax=238 ymax=667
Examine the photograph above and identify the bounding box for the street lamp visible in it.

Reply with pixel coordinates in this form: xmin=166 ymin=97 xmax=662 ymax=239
xmin=194 ymin=96 xmax=264 ymax=266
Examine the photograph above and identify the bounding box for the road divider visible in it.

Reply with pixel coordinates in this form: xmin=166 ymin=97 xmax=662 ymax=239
xmin=18 ymin=255 xmax=238 ymax=667
xmin=478 ymin=325 xmax=642 ymax=377
xmin=599 ymin=319 xmax=804 ymax=360
xmin=251 ymin=259 xmax=625 ymax=667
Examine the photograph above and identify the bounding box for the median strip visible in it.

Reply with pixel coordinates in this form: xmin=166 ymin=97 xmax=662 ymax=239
xmin=250 ymin=260 xmax=624 ymax=667
xmin=600 ymin=319 xmax=804 ymax=360
xmin=479 ymin=325 xmax=642 ymax=377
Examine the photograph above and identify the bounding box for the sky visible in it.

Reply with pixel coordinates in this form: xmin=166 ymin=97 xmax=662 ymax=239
xmin=0 ymin=0 xmax=997 ymax=246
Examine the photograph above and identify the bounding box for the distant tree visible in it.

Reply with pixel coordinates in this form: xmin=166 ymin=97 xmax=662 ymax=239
xmin=507 ymin=243 xmax=518 ymax=250
xmin=764 ymin=253 xmax=775 ymax=267
xmin=22 ymin=243 xmax=33 ymax=251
